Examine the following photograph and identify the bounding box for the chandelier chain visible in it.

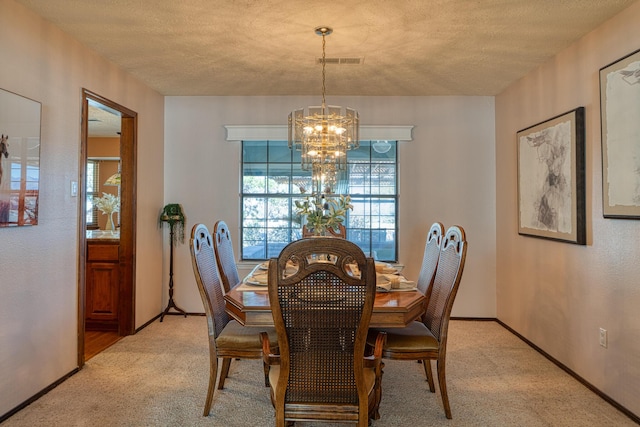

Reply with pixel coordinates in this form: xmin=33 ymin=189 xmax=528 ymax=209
xmin=321 ymin=32 xmax=326 ymax=107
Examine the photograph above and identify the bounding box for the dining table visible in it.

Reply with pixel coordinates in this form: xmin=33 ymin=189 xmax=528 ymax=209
xmin=224 ymin=261 xmax=426 ymax=329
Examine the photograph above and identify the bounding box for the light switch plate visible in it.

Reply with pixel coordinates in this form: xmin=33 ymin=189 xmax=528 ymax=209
xmin=599 ymin=328 xmax=607 ymax=348
xmin=71 ymin=180 xmax=78 ymax=197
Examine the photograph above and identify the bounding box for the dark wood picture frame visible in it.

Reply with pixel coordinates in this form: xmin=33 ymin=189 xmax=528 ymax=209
xmin=600 ymin=48 xmax=640 ymax=218
xmin=517 ymin=107 xmax=586 ymax=244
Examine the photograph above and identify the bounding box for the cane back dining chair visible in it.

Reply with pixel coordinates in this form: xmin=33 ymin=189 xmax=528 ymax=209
xmin=260 ymin=237 xmax=386 ymax=426
xmin=213 ymin=220 xmax=241 ymax=293
xmin=416 ymin=222 xmax=445 ymax=298
xmin=189 ymin=223 xmax=279 ymax=416
xmin=367 ymin=225 xmax=467 ymax=419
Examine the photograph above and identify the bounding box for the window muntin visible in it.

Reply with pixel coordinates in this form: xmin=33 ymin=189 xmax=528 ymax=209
xmin=241 ymin=140 xmax=397 ymax=261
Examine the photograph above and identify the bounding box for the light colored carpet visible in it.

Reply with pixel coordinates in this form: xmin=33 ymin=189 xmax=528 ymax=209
xmin=3 ymin=317 xmax=636 ymax=426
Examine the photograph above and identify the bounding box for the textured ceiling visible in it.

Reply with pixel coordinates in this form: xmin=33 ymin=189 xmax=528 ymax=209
xmin=88 ymin=104 xmax=121 ymax=137
xmin=15 ymin=0 xmax=637 ymax=96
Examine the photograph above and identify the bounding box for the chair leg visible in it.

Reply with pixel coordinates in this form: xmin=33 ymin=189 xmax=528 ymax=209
xmin=368 ymin=361 xmax=384 ymax=421
xmin=276 ymin=412 xmax=291 ymax=427
xmin=437 ymin=359 xmax=452 ymax=419
xmin=203 ymin=353 xmax=218 ymax=416
xmin=217 ymin=357 xmax=232 ymax=390
xmin=263 ymin=360 xmax=270 ymax=387
xmin=423 ymin=359 xmax=435 ymax=392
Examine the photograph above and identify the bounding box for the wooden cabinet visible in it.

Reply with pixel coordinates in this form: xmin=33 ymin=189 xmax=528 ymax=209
xmin=86 ymin=241 xmax=120 ymax=331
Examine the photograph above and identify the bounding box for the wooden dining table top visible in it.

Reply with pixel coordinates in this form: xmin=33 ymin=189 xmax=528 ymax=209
xmin=224 ymin=286 xmax=426 ymax=329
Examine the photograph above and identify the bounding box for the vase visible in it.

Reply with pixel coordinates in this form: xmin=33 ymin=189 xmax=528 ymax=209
xmin=313 ymin=225 xmax=327 ymax=236
xmin=105 ymin=212 xmax=115 ymax=231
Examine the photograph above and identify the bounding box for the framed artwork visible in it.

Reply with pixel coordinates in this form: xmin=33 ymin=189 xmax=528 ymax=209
xmin=0 ymin=88 xmax=42 ymax=227
xmin=517 ymin=107 xmax=586 ymax=244
xmin=600 ymin=49 xmax=640 ymax=218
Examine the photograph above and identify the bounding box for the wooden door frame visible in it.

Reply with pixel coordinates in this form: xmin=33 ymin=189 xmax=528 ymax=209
xmin=78 ymin=89 xmax=137 ymax=367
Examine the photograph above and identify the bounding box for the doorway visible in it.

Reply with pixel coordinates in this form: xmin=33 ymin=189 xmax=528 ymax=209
xmin=79 ymin=89 xmax=137 ymax=366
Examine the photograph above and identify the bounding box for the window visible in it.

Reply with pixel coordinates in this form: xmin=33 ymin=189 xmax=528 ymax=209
xmin=241 ymin=140 xmax=398 ymax=261
xmin=86 ymin=160 xmax=99 ymax=227
xmin=3 ymin=151 xmax=39 ymax=226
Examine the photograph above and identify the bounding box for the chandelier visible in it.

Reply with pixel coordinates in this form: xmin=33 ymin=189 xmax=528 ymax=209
xmin=288 ymin=27 xmax=359 ymax=193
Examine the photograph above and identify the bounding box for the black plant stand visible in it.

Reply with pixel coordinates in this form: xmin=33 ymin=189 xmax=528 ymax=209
xmin=160 ymin=221 xmax=187 ymax=322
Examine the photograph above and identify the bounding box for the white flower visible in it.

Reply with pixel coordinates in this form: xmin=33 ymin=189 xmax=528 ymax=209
xmin=94 ymin=192 xmax=120 ymax=214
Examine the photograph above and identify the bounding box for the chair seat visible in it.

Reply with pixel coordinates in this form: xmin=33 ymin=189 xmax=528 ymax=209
xmin=268 ymin=364 xmax=377 ymax=397
xmin=217 ymin=320 xmax=278 ymax=350
xmin=368 ymin=321 xmax=439 ymax=352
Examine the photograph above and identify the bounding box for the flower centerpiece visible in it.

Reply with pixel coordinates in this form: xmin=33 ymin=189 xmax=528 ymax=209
xmin=94 ymin=192 xmax=120 ymax=230
xmin=294 ymin=187 xmax=353 ymax=236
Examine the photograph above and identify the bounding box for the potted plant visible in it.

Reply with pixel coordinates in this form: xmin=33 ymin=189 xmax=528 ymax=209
xmin=159 ymin=203 xmax=186 ymax=244
xmin=295 ymin=190 xmax=353 ymax=236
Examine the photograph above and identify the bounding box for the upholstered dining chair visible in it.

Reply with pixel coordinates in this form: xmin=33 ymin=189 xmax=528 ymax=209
xmin=301 ymin=223 xmax=347 ymax=238
xmin=367 ymin=225 xmax=467 ymax=419
xmin=260 ymin=237 xmax=386 ymax=427
xmin=213 ymin=220 xmax=241 ymax=293
xmin=189 ymin=223 xmax=279 ymax=416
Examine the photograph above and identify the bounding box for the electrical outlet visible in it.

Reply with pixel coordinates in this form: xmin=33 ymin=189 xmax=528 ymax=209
xmin=599 ymin=328 xmax=608 ymax=348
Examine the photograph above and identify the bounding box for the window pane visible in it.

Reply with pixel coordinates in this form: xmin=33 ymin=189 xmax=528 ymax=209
xmin=87 ymin=162 xmax=96 ymax=192
xmin=243 ymin=226 xmax=266 ymax=259
xmin=243 ymin=197 xmax=266 ymax=221
xmin=267 ymin=198 xmax=290 ymax=224
xmin=292 ymin=165 xmax=312 ymax=194
xmin=86 ymin=160 xmax=99 ymax=225
xmin=243 ymin=164 xmax=267 ymax=193
xmin=348 ymin=163 xmax=370 ymax=195
xmin=267 ymin=164 xmax=291 ymax=194
xmin=371 ymin=163 xmax=396 ymax=195
xmin=348 ymin=142 xmax=371 ymax=162
xmin=243 ymin=141 xmax=267 ymax=162
xmin=268 ymin=141 xmax=292 ymax=163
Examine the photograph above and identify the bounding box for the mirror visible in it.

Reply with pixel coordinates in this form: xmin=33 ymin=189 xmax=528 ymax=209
xmin=86 ymin=99 xmax=121 ymax=237
xmin=0 ymin=88 xmax=41 ymax=227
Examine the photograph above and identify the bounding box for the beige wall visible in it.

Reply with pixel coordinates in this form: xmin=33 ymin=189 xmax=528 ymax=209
xmin=88 ymin=136 xmax=120 ymax=157
xmin=0 ymin=0 xmax=165 ymax=416
xmin=164 ymin=95 xmax=497 ymax=318
xmin=495 ymin=1 xmax=640 ymax=416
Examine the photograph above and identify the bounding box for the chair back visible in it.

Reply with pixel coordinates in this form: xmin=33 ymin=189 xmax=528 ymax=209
xmin=190 ymin=223 xmax=230 ymax=340
xmin=302 ymin=223 xmax=347 ymax=238
xmin=416 ymin=222 xmax=445 ymax=297
xmin=423 ymin=225 xmax=467 ymax=344
xmin=268 ymin=237 xmax=376 ymax=417
xmin=213 ymin=220 xmax=241 ymax=293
